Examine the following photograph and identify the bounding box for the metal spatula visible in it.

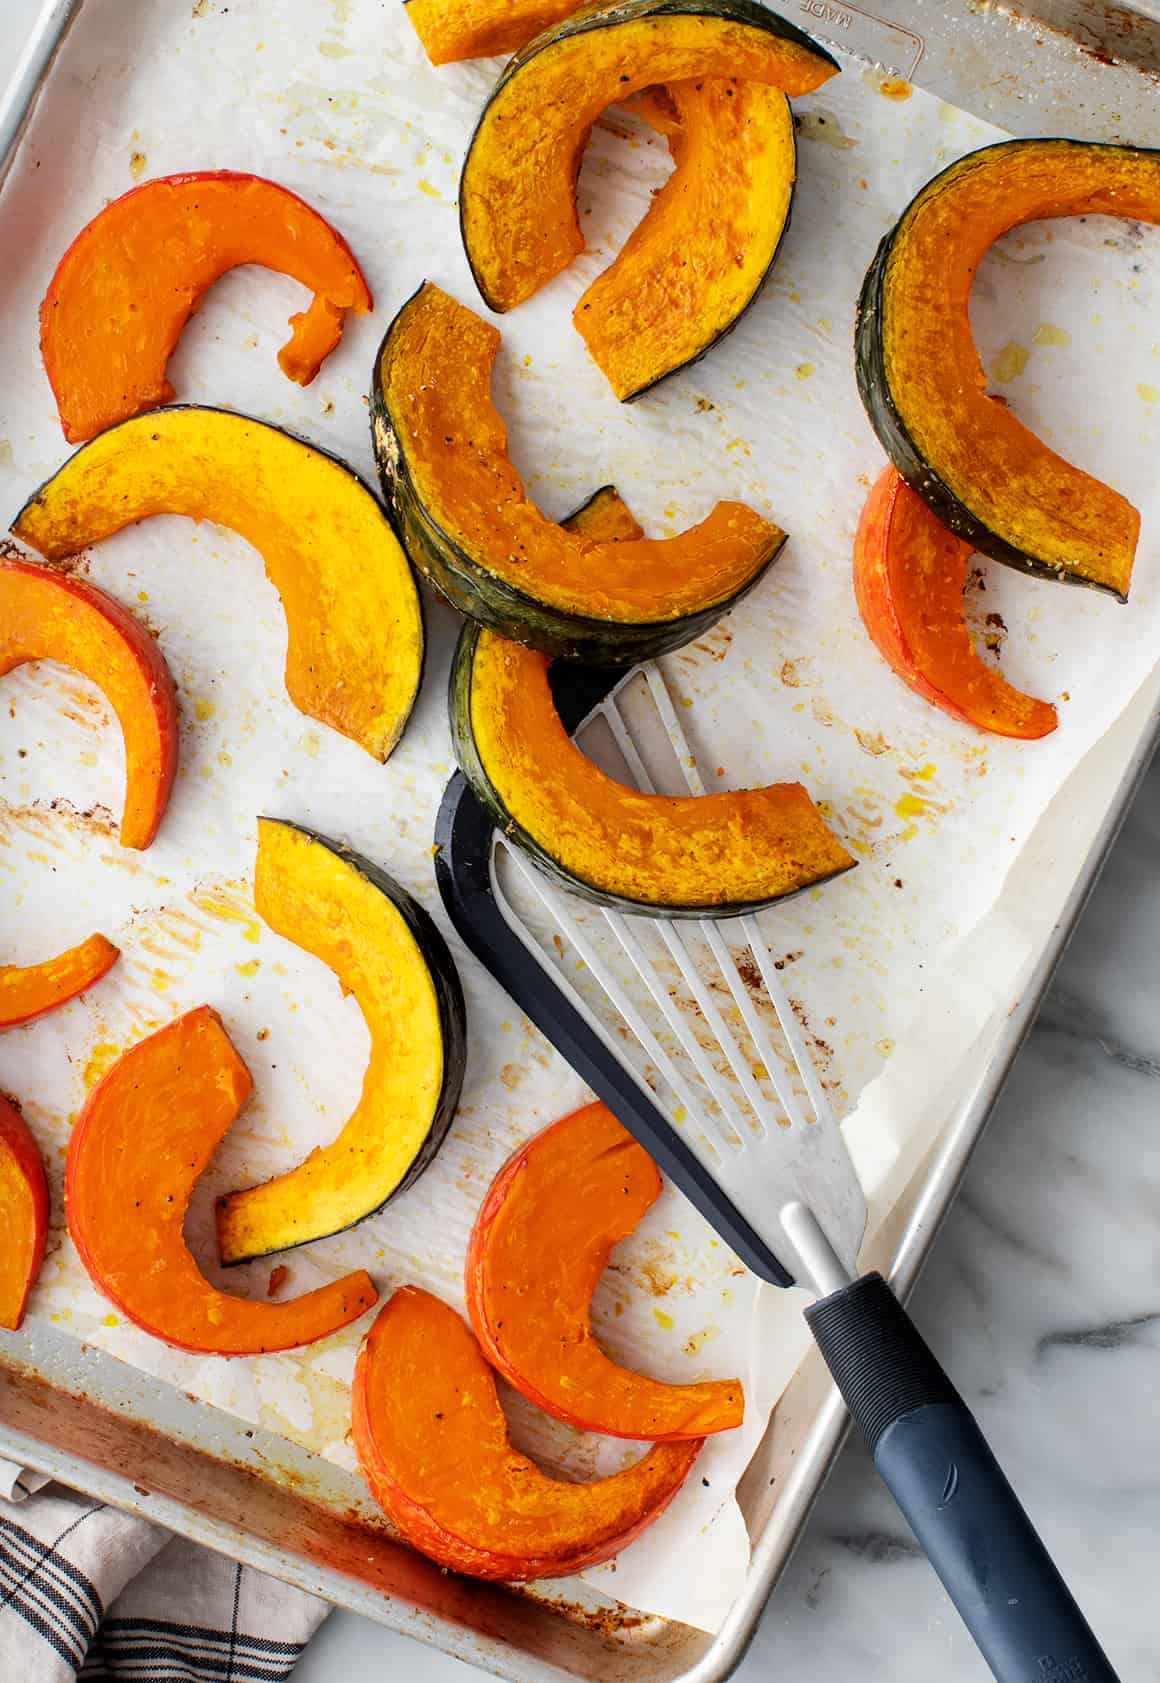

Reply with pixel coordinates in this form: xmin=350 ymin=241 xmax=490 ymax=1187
xmin=435 ymin=657 xmax=1118 ymax=1683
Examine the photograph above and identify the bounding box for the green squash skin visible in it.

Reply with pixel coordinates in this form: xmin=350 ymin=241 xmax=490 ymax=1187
xmin=13 ymin=402 xmax=428 ymax=760
xmin=219 ymin=820 xmax=467 ymax=1265
xmin=370 ymin=299 xmax=788 ymax=664
xmin=459 ymin=0 xmax=836 ymax=317
xmin=853 ymin=137 xmax=1158 ymax=605
xmin=448 ymin=621 xmax=855 ymax=920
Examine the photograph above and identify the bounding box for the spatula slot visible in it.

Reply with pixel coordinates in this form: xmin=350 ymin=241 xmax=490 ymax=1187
xmin=489 ymin=659 xmax=844 ymax=1174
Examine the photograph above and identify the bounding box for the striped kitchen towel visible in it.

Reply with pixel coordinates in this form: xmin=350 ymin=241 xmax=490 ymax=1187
xmin=0 ymin=1462 xmax=328 ymax=1680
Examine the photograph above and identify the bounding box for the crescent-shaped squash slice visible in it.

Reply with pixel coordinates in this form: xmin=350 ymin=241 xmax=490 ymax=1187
xmin=854 ymin=467 xmax=1057 ymax=741
xmin=1 ymin=935 xmax=120 ymax=1030
xmin=0 ymin=556 xmax=178 ymax=848
xmin=0 ymin=1096 xmax=49 ymax=1330
xmin=458 ymin=0 xmax=837 ymax=313
xmin=372 ymin=283 xmax=786 ymax=664
xmin=352 ymin=1286 xmax=700 ymax=1580
xmin=215 ymin=820 xmax=467 ymax=1264
xmin=13 ymin=408 xmax=424 ymax=763
xmin=66 ymin=1006 xmax=378 ymax=1355
xmin=467 ymin=1102 xmax=743 ymax=1439
xmin=42 ymin=171 xmax=372 ymax=443
xmin=855 ymin=138 xmax=1160 ymax=601
xmin=575 ymin=78 xmax=795 ymax=401
xmin=450 ymin=622 xmax=854 ymax=915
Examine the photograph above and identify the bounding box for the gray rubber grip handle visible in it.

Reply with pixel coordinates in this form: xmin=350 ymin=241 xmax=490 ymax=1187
xmin=805 ymin=1274 xmax=1118 ymax=1683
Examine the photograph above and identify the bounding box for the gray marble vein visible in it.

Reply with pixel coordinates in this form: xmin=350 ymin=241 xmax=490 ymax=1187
xmin=1038 ymin=1312 xmax=1160 ymax=1356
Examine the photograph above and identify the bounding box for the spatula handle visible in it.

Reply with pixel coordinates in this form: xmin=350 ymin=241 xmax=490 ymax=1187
xmin=805 ymin=1272 xmax=1119 ymax=1683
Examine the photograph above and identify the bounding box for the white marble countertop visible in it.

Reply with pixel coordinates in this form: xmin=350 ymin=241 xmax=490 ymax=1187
xmin=292 ymin=757 xmax=1160 ymax=1680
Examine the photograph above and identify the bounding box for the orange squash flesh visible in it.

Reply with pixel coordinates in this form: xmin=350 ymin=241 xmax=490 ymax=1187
xmin=0 ymin=557 xmax=178 ymax=849
xmin=352 ymin=1286 xmax=700 ymax=1580
xmin=854 ymin=467 xmax=1057 ymax=741
xmin=457 ymin=627 xmax=855 ymax=911
xmin=467 ymin=1103 xmax=744 ymax=1440
xmin=625 ymin=84 xmax=684 ymax=138
xmin=42 ymin=171 xmax=372 ymax=443
xmin=375 ymin=283 xmax=784 ymax=624
xmin=576 ymin=78 xmax=794 ymax=400
xmin=562 ymin=484 xmax=645 ymax=544
xmin=0 ymin=934 xmax=120 ymax=1030
xmin=460 ymin=8 xmax=837 ymax=312
xmin=13 ymin=408 xmax=423 ymax=764
xmin=872 ymin=140 xmax=1160 ymax=598
xmin=406 ymin=0 xmax=583 ymax=62
xmin=66 ymin=1007 xmax=377 ymax=1355
xmin=0 ymin=1095 xmax=50 ymax=1331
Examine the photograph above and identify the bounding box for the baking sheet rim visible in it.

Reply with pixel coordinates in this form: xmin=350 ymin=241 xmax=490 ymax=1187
xmin=0 ymin=2 xmax=1157 ymax=1678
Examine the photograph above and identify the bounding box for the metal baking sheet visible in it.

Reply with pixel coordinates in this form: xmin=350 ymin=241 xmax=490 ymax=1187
xmin=1 ymin=3 xmax=1158 ymax=1680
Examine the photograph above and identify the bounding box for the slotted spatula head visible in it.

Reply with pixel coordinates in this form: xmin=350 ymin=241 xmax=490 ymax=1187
xmin=435 ymin=658 xmax=867 ymax=1291
xmin=436 ymin=657 xmax=1121 ymax=1682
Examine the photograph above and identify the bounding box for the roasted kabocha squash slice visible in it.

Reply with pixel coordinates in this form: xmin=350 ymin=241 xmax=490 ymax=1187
xmin=459 ymin=0 xmax=836 ymax=313
xmin=576 ymin=77 xmax=795 ymax=400
xmin=1 ymin=935 xmax=120 ymax=1030
xmin=42 ymin=171 xmax=371 ymax=442
xmin=855 ymin=138 xmax=1160 ymax=601
xmin=352 ymin=1285 xmax=700 ymax=1580
xmin=0 ymin=559 xmax=165 ymax=1021
xmin=0 ymin=1096 xmax=50 ymax=1331
xmin=215 ymin=820 xmax=466 ymax=1264
xmin=467 ymin=1102 xmax=744 ymax=1439
xmin=408 ymin=0 xmax=796 ymax=400
xmin=371 ymin=284 xmax=786 ymax=663
xmin=0 ymin=556 xmax=178 ymax=848
xmin=854 ymin=466 xmax=1057 ymax=740
xmin=66 ymin=1007 xmax=377 ymax=1356
xmin=450 ymin=623 xmax=854 ymax=915
xmin=13 ymin=408 xmax=424 ymax=762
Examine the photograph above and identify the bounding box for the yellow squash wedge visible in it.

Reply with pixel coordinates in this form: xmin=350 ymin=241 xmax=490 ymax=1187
xmin=216 ymin=821 xmax=466 ymax=1264
xmin=13 ymin=407 xmax=424 ymax=761
xmin=372 ymin=283 xmax=786 ymax=663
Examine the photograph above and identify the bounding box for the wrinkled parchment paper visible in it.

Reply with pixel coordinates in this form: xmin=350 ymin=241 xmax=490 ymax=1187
xmin=1 ymin=0 xmax=1158 ymax=1635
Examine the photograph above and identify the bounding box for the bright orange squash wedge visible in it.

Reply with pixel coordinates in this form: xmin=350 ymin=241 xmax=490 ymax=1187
xmin=352 ymin=1285 xmax=699 ymax=1580
xmin=0 ymin=557 xmax=178 ymax=849
xmin=0 ymin=935 xmax=120 ymax=1030
xmin=66 ymin=1007 xmax=377 ymax=1355
xmin=854 ymin=466 xmax=1057 ymax=740
xmin=467 ymin=1103 xmax=744 ymax=1439
xmin=42 ymin=171 xmax=371 ymax=442
xmin=0 ymin=1096 xmax=49 ymax=1330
